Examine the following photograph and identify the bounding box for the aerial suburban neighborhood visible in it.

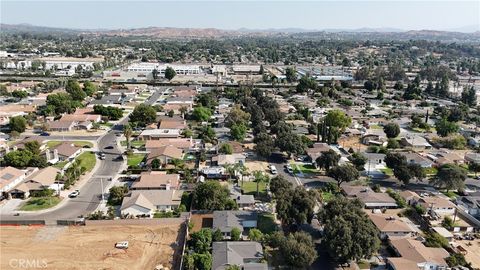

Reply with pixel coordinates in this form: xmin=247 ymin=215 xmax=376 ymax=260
xmin=0 ymin=1 xmax=479 ymax=270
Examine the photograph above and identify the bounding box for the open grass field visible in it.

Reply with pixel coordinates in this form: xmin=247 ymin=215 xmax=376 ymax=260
xmin=19 ymin=197 xmax=61 ymax=211
xmin=0 ymin=223 xmax=182 ymax=270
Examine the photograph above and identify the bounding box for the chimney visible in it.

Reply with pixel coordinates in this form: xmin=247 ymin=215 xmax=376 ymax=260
xmin=53 ymin=149 xmax=59 ymax=160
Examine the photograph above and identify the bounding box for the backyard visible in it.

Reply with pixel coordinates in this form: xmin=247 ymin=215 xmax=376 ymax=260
xmin=19 ymin=197 xmax=61 ymax=211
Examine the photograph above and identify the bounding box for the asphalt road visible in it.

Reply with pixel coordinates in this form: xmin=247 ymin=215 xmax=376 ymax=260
xmin=0 ymin=87 xmax=166 ymax=221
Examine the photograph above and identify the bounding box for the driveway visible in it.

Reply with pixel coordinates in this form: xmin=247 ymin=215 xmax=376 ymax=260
xmin=0 ymin=199 xmax=24 ymax=215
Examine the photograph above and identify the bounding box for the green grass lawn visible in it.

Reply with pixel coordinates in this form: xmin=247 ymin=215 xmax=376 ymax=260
xmin=127 ymin=153 xmax=146 ymax=167
xmin=424 ymin=167 xmax=438 ymax=175
xmin=241 ymin=181 xmax=267 ymax=197
xmin=257 ymin=213 xmax=277 ymax=234
xmin=441 ymin=191 xmax=458 ymax=199
xmin=101 ymin=122 xmax=114 ymax=128
xmin=19 ymin=197 xmax=61 ymax=211
xmin=47 ymin=141 xmax=93 ymax=148
xmin=293 ymin=163 xmax=319 ymax=174
xmin=321 ymin=191 xmax=335 ymax=203
xmin=120 ymin=140 xmax=146 ymax=148
xmin=53 ymin=160 xmax=68 ymax=169
xmin=380 ymin=168 xmax=393 ymax=176
xmin=77 ymin=152 xmax=96 ymax=172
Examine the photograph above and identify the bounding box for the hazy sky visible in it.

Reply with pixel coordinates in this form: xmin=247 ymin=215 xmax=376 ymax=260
xmin=1 ymin=1 xmax=479 ymax=31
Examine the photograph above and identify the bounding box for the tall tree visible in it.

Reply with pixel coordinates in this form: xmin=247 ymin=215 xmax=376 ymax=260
xmin=319 ymin=197 xmax=380 ymax=265
xmin=328 ymin=164 xmax=359 ymax=187
xmin=430 ymin=164 xmax=467 ymax=192
xmin=316 ymin=150 xmax=340 ymax=172
xmin=9 ymin=116 xmax=27 ymax=133
xmin=383 ymin=122 xmax=400 ymax=138
xmin=130 ymin=104 xmax=156 ymax=127
xmin=192 ymin=181 xmax=237 ymax=210
xmin=164 ymin=66 xmax=176 ymax=80
xmin=123 ymin=124 xmax=133 ymax=149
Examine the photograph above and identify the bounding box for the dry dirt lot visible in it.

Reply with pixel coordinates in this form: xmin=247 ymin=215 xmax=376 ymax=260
xmin=0 ymin=224 xmax=182 ymax=270
xmin=457 ymin=239 xmax=480 ymax=268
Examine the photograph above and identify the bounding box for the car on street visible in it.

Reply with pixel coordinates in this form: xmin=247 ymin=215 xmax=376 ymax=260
xmin=68 ymin=190 xmax=80 ymax=198
xmin=40 ymin=132 xmax=50 ymax=136
xmin=104 ymin=145 xmax=114 ymax=149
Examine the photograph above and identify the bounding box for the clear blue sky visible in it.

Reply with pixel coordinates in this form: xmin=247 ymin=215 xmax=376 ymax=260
xmin=1 ymin=1 xmax=479 ymax=31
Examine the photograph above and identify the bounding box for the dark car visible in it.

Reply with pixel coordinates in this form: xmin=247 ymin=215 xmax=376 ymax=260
xmin=104 ymin=145 xmax=114 ymax=149
xmin=40 ymin=132 xmax=50 ymax=136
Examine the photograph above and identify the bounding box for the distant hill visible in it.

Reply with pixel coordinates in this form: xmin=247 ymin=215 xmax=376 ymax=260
xmin=1 ymin=23 xmax=479 ymax=42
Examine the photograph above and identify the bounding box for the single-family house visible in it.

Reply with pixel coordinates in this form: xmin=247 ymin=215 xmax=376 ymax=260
xmin=213 ymin=210 xmax=258 ymax=238
xmin=201 ymin=166 xmax=227 ymax=179
xmin=139 ymin=129 xmax=181 ymax=139
xmin=387 ymin=238 xmax=449 ymax=270
xmin=400 ymin=135 xmax=432 ymax=149
xmin=10 ymin=166 xmax=60 ymax=198
xmin=131 ymin=171 xmax=180 ymax=190
xmin=342 ymin=185 xmax=397 ymax=209
xmin=305 ymin=143 xmax=332 ymax=163
xmin=146 ymin=145 xmax=183 ymax=166
xmin=230 ymin=186 xmax=255 ymax=209
xmin=212 ymin=241 xmax=267 ymax=270
xmin=369 ymin=214 xmax=416 ymax=240
xmin=212 ymin=154 xmax=246 ymax=166
xmin=52 ymin=142 xmax=82 ymax=161
xmin=465 ymin=152 xmax=480 ymax=165
xmin=417 ymin=196 xmax=456 ymax=217
xmin=145 ymin=138 xmax=199 ymax=151
xmin=0 ymin=167 xmax=27 ymax=199
xmin=120 ymin=189 xmax=184 ymax=217
xmin=400 ymin=152 xmax=434 ymax=168
xmin=456 ymin=195 xmax=480 ymax=219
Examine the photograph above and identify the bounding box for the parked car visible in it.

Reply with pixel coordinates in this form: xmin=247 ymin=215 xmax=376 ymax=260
xmin=68 ymin=190 xmax=80 ymax=198
xmin=115 ymin=241 xmax=129 ymax=249
xmin=285 ymin=164 xmax=294 ymax=174
xmin=269 ymin=165 xmax=277 ymax=174
xmin=104 ymin=145 xmax=114 ymax=149
xmin=40 ymin=132 xmax=50 ymax=136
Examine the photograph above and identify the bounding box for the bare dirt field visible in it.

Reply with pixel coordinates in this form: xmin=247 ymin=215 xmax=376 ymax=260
xmin=0 ymin=223 xmax=182 ymax=270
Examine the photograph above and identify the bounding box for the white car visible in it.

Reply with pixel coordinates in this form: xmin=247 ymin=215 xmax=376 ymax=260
xmin=115 ymin=241 xmax=129 ymax=249
xmin=269 ymin=165 xmax=277 ymax=174
xmin=68 ymin=190 xmax=80 ymax=198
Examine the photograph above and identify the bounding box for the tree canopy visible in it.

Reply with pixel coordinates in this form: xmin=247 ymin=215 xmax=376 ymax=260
xmin=192 ymin=181 xmax=237 ymax=210
xmin=130 ymin=104 xmax=157 ymax=127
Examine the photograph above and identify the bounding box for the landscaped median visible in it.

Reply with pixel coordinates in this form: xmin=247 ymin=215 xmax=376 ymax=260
xmin=46 ymin=140 xmax=94 ymax=148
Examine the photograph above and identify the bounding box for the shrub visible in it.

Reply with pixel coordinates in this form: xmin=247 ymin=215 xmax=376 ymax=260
xmin=386 ymin=188 xmax=407 ymax=208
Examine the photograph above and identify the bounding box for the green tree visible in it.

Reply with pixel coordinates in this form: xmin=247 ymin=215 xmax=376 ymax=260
xmin=270 ymin=175 xmax=293 ymax=198
xmin=322 ymin=110 xmax=352 ymax=144
xmin=285 ymin=67 xmax=297 ymax=83
xmin=192 ymin=253 xmax=212 ymax=270
xmin=430 ymin=164 xmax=467 ymax=192
xmin=254 ymin=132 xmax=275 ymax=158
xmin=152 ymin=68 xmax=159 ymax=80
xmin=192 ymin=106 xmax=212 ymax=122
xmin=461 ymin=86 xmax=477 ymax=107
xmin=275 ymin=130 xmax=305 ymax=157
xmin=248 ymin=228 xmax=263 ymax=241
xmin=9 ymin=116 xmax=27 ymax=133
xmin=435 ymin=118 xmax=459 ymax=137
xmin=189 ymin=228 xmax=212 ymax=253
xmin=230 ymin=123 xmax=247 ymax=141
xmin=46 ymin=93 xmax=80 ymax=115
xmin=218 ymin=143 xmax=233 ymax=154
xmin=107 ymin=185 xmax=129 ymax=205
xmin=123 ymin=124 xmax=133 ymax=149
xmin=151 ymin=158 xmax=161 ymax=169
xmin=316 ymin=149 xmax=340 ymax=172
xmin=441 ymin=216 xmax=454 ymax=231
xmin=24 ymin=141 xmax=41 ymax=155
xmin=3 ymin=150 xmax=33 ymax=168
xmin=469 ymin=162 xmax=480 ymax=176
xmin=130 ymin=104 xmax=156 ymax=127
xmin=253 ymin=170 xmax=268 ymax=197
xmin=225 ymin=104 xmax=250 ymax=127
xmin=276 ymin=186 xmax=316 ymax=227
xmin=384 ymin=152 xmax=407 ymax=169
xmin=192 ymin=181 xmax=237 ymax=210
xmin=383 ymin=122 xmax=400 ymax=138
xmin=349 ymin=152 xmax=367 ymax=171
xmin=65 ymin=79 xmax=86 ymax=101
xmin=328 ymin=164 xmax=359 ymax=187
xmin=164 ymin=66 xmax=176 ymax=80
xmin=82 ymin=81 xmax=97 ymax=96
xmin=230 ymin=227 xmax=241 ymax=241
xmin=280 ymin=232 xmax=317 ymax=268
xmin=319 ymin=196 xmax=380 ymax=264
xmin=212 ymin=228 xmax=224 ymax=242
xmin=11 ymin=90 xmax=28 ymax=99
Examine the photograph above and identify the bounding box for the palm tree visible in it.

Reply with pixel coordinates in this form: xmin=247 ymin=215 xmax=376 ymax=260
xmin=224 ymin=164 xmax=236 ymax=181
xmin=253 ymin=170 xmax=268 ymax=197
xmin=123 ymin=124 xmax=133 ymax=149
xmin=235 ymin=163 xmax=249 ymax=189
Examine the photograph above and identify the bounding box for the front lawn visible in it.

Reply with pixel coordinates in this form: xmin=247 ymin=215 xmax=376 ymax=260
xmin=257 ymin=213 xmax=277 ymax=234
xmin=53 ymin=160 xmax=68 ymax=169
xmin=127 ymin=153 xmax=146 ymax=167
xmin=120 ymin=140 xmax=146 ymax=148
xmin=77 ymin=152 xmax=96 ymax=172
xmin=441 ymin=191 xmax=458 ymax=199
xmin=47 ymin=141 xmax=94 ymax=148
xmin=293 ymin=163 xmax=319 ymax=174
xmin=380 ymin=168 xmax=393 ymax=176
xmin=19 ymin=197 xmax=61 ymax=211
xmin=424 ymin=167 xmax=438 ymax=175
xmin=242 ymin=181 xmax=267 ymax=198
